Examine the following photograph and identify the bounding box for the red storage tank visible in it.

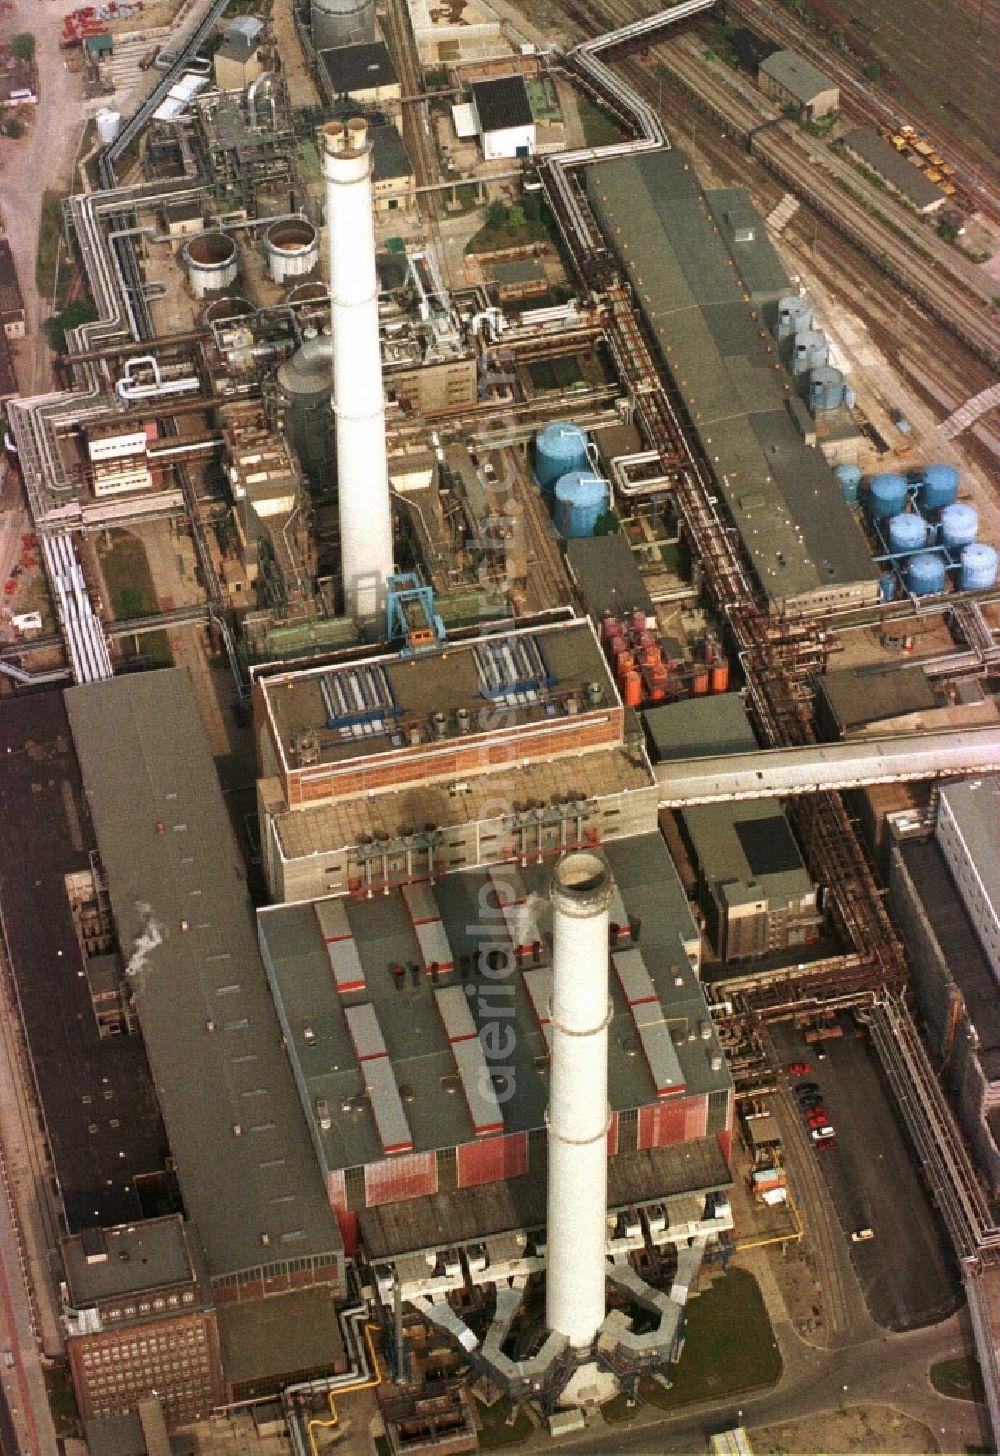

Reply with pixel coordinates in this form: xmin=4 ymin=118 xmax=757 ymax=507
xmin=632 ymin=609 xmax=648 ymax=633
xmin=622 ymin=671 xmax=642 ymax=708
xmin=602 ymin=614 xmax=620 ymax=643
xmin=691 ymin=669 xmax=709 ymax=696
xmin=711 ymin=660 xmax=730 ymax=693
xmin=614 ymin=648 xmax=635 ymax=675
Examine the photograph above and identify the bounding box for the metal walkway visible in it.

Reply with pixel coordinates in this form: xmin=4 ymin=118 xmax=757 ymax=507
xmin=654 ymin=725 xmax=1000 ymax=805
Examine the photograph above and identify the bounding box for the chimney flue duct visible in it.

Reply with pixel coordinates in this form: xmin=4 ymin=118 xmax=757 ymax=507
xmin=320 ymin=118 xmax=394 ymax=618
xmin=546 ymin=851 xmax=613 ymax=1348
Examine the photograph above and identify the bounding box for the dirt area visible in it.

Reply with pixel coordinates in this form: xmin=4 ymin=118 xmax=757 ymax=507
xmin=269 ymin=0 xmax=318 ymax=110
xmin=751 ymin=1404 xmax=938 ymax=1454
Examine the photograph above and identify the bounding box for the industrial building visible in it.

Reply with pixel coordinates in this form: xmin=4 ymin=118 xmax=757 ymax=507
xmin=586 ymin=149 xmax=880 ymax=615
xmin=318 ymin=41 xmax=401 ymax=117
xmin=213 ymin=16 xmax=265 ymax=91
xmin=61 ymin=1218 xmax=224 ymax=1427
xmin=0 ymin=236 xmax=26 ymax=339
xmin=63 ymin=672 xmax=349 ymax=1397
xmin=757 ymin=49 xmax=839 ymax=120
xmin=935 ymin=777 xmax=1000 ymax=978
xmin=645 ymin=696 xmax=820 ymax=962
xmin=841 ymin=127 xmax=948 ymax=214
xmin=470 ymin=76 xmax=536 ymax=160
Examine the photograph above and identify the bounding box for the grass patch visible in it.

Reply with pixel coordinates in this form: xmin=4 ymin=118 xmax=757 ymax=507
xmin=930 ymin=1356 xmax=985 ymax=1403
xmin=601 ymin=1391 xmax=641 ymax=1424
xmin=120 ymin=629 xmax=173 ymax=668
xmin=640 ymin=1268 xmax=781 ymax=1409
xmin=36 ymin=190 xmax=67 ymax=311
xmin=475 ymin=1400 xmax=533 ymax=1448
xmin=98 ymin=531 xmax=158 ymax=622
xmin=442 ymin=182 xmax=482 ymax=216
xmin=577 ymin=95 xmax=627 ymax=147
xmin=44 ymin=1366 xmax=80 ymax=1439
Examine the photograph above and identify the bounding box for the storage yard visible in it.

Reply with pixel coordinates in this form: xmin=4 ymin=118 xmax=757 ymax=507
xmin=0 ymin=0 xmax=997 ymax=1447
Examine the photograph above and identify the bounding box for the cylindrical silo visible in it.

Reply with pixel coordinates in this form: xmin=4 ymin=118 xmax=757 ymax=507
xmin=834 ymin=463 xmax=862 ymax=504
xmin=907 ymin=553 xmax=946 ymax=596
xmin=534 ymin=423 xmax=589 ymax=493
xmin=939 ymin=503 xmax=978 ymax=550
xmin=275 ymin=331 xmax=333 ymax=484
xmin=959 ymin=543 xmax=998 ymax=592
xmin=776 ymin=295 xmax=812 ymax=342
xmin=546 ymin=851 xmax=613 ymax=1350
xmin=182 ymin=230 xmax=238 ymax=299
xmin=869 ymin=473 xmax=908 ymax=520
xmin=311 ymin=0 xmax=375 ymax=48
xmin=264 ymin=218 xmax=320 ymax=284
xmin=918 ymin=464 xmax=960 ymax=513
xmin=554 ymin=472 xmax=608 ymax=539
xmin=888 ymin=512 xmax=927 ymax=556
xmin=808 ymin=365 xmax=844 ymax=413
xmin=792 ymin=330 xmax=828 ymax=377
xmin=96 ymin=107 xmax=121 ymax=145
xmin=203 ymin=296 xmax=256 ymax=326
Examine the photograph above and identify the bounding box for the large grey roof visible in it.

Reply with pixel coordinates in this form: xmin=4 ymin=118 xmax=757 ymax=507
xmin=257 ymin=834 xmax=722 ymax=1176
xmin=65 ymin=671 xmax=343 ymax=1282
xmin=62 ymin=1217 xmax=205 ymax=1306
xmin=586 ymin=150 xmax=879 ymax=612
xmin=643 ymin=695 xmax=758 ymax=762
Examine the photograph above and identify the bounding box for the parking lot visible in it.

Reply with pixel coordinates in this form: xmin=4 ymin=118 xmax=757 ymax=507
xmin=771 ymin=1012 xmax=960 ymax=1331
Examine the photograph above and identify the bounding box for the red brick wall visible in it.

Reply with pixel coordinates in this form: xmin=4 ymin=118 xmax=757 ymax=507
xmin=456 ymin=1132 xmax=528 ymax=1188
xmin=637 ymin=1093 xmax=709 ymax=1150
xmin=67 ymin=1309 xmax=224 ymax=1427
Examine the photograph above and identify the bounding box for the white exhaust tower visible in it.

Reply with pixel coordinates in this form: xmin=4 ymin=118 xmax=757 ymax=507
xmin=546 ymin=851 xmax=613 ymax=1348
xmin=320 ymin=117 xmax=394 ymax=618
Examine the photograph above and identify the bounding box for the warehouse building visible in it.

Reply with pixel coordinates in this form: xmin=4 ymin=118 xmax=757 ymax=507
xmin=587 ymin=149 xmax=879 ymax=615
xmin=758 ymin=49 xmax=839 ymax=120
xmin=891 ymin=834 xmax=1000 ymax=1195
xmin=645 ymin=696 xmax=821 ymax=962
xmin=61 ymin=1218 xmax=224 ymax=1427
xmin=841 ymin=127 xmax=947 ymax=214
xmin=64 ymin=672 xmax=348 ymax=1398
xmin=935 ymin=777 xmax=1000 ymax=979
xmin=319 ymin=41 xmax=401 ymax=120
xmin=257 ymin=832 xmax=732 ymax=1264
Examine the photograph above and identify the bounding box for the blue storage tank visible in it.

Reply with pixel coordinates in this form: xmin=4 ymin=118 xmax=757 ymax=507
xmin=835 ymin=463 xmax=862 ymax=504
xmin=792 ymin=330 xmax=828 ymax=377
xmin=907 ymin=553 xmax=946 ymax=596
xmin=959 ymin=543 xmax=998 ymax=592
xmin=888 ymin=512 xmax=927 ymax=555
xmin=808 ymin=365 xmax=845 ymax=413
xmin=869 ymin=473 xmax=908 ymax=520
xmin=554 ymin=472 xmax=608 ymax=539
xmin=534 ymin=423 xmax=588 ymax=493
xmin=879 ymin=570 xmax=896 ymax=603
xmin=939 ymin=502 xmax=978 ymax=549
xmin=918 ymin=463 xmax=960 ymax=512
xmin=776 ymin=295 xmax=812 ymax=341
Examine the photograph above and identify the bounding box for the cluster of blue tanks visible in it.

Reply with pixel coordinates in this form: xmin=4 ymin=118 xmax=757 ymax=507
xmin=856 ymin=463 xmax=998 ymax=597
xmin=533 ymin=423 xmax=610 ymax=539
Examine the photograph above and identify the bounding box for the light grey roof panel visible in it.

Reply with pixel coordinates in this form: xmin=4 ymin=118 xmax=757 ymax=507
xmin=434 ymin=984 xmax=478 ymax=1043
xmin=452 ymin=1037 xmax=504 ymax=1134
xmin=631 ymin=1003 xmax=686 ymax=1097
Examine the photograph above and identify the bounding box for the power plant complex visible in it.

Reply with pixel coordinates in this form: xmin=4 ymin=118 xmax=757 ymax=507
xmin=1 ymin=0 xmax=999 ymax=1449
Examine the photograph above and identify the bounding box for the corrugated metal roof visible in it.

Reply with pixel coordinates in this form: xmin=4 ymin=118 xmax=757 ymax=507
xmin=842 ymin=127 xmax=947 ymax=212
xmin=759 ymin=48 xmax=835 ymax=105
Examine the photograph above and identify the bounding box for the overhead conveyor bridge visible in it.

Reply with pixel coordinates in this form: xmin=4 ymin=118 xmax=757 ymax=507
xmin=654 ymin=725 xmax=1000 ymax=806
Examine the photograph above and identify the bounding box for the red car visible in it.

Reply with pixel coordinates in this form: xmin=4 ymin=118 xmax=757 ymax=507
xmin=815 ymin=1135 xmax=838 ymax=1150
xmin=806 ymin=1109 xmax=830 ymax=1128
xmin=788 ymin=1062 xmax=812 ymax=1077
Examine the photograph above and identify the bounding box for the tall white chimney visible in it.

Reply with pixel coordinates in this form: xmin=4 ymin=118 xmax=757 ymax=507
xmin=320 ymin=118 xmax=394 ymax=618
xmin=546 ymin=851 xmax=613 ymax=1348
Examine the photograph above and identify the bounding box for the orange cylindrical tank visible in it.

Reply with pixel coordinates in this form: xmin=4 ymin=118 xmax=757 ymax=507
xmin=640 ymin=646 xmax=661 ymax=669
xmin=615 ymin=648 xmax=635 ymax=675
xmin=622 ymin=671 xmax=642 ymax=708
xmin=645 ymin=673 xmax=667 ymax=702
xmin=711 ymin=660 xmax=730 ymax=693
xmin=691 ymin=669 xmax=710 ymax=696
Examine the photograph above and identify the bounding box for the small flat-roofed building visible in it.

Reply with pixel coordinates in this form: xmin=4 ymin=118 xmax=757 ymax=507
xmin=644 ymin=696 xmax=821 ymax=962
xmin=841 ymin=127 xmax=947 ymax=214
xmin=319 ymin=41 xmax=400 ymax=116
xmin=758 ymin=49 xmax=838 ymax=120
xmin=565 ymin=534 xmax=655 ymax=626
xmin=84 ymin=1401 xmax=173 ymax=1456
xmin=0 ymin=238 xmax=26 ymax=339
xmin=61 ymin=1217 xmax=224 ymax=1428
xmin=217 ymin=1286 xmax=347 ymax=1402
xmin=213 ymin=29 xmax=263 ymax=91
xmin=257 ymin=832 xmax=729 ymax=1255
xmin=371 ymin=122 xmax=415 ymax=211
xmin=471 ymin=76 xmax=535 ymax=160
xmin=935 ymin=777 xmax=1000 ymax=979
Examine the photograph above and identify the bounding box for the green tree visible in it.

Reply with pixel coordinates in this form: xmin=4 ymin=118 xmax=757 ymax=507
xmin=3 ymin=117 xmax=23 ymax=139
xmin=594 ymin=511 xmax=621 ymax=536
xmin=44 ymin=298 xmax=98 ymax=353
xmin=507 ymin=204 xmax=525 ymax=231
xmin=11 ymin=33 xmax=35 ymax=62
xmin=522 ymin=192 xmax=542 ymax=223
xmin=485 ymin=199 xmax=508 ymax=230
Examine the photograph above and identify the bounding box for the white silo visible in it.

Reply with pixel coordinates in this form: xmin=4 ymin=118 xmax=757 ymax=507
xmin=311 ymin=0 xmax=375 ymax=49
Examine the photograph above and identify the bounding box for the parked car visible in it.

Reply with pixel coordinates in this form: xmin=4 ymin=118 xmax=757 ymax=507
xmin=806 ymin=1110 xmax=830 ymax=1128
xmin=815 ymin=1135 xmax=838 ymax=1150
xmin=851 ymin=1227 xmax=874 ymax=1242
xmin=787 ymin=1061 xmax=812 ymax=1076
xmin=810 ymin=1125 xmax=835 ymax=1141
